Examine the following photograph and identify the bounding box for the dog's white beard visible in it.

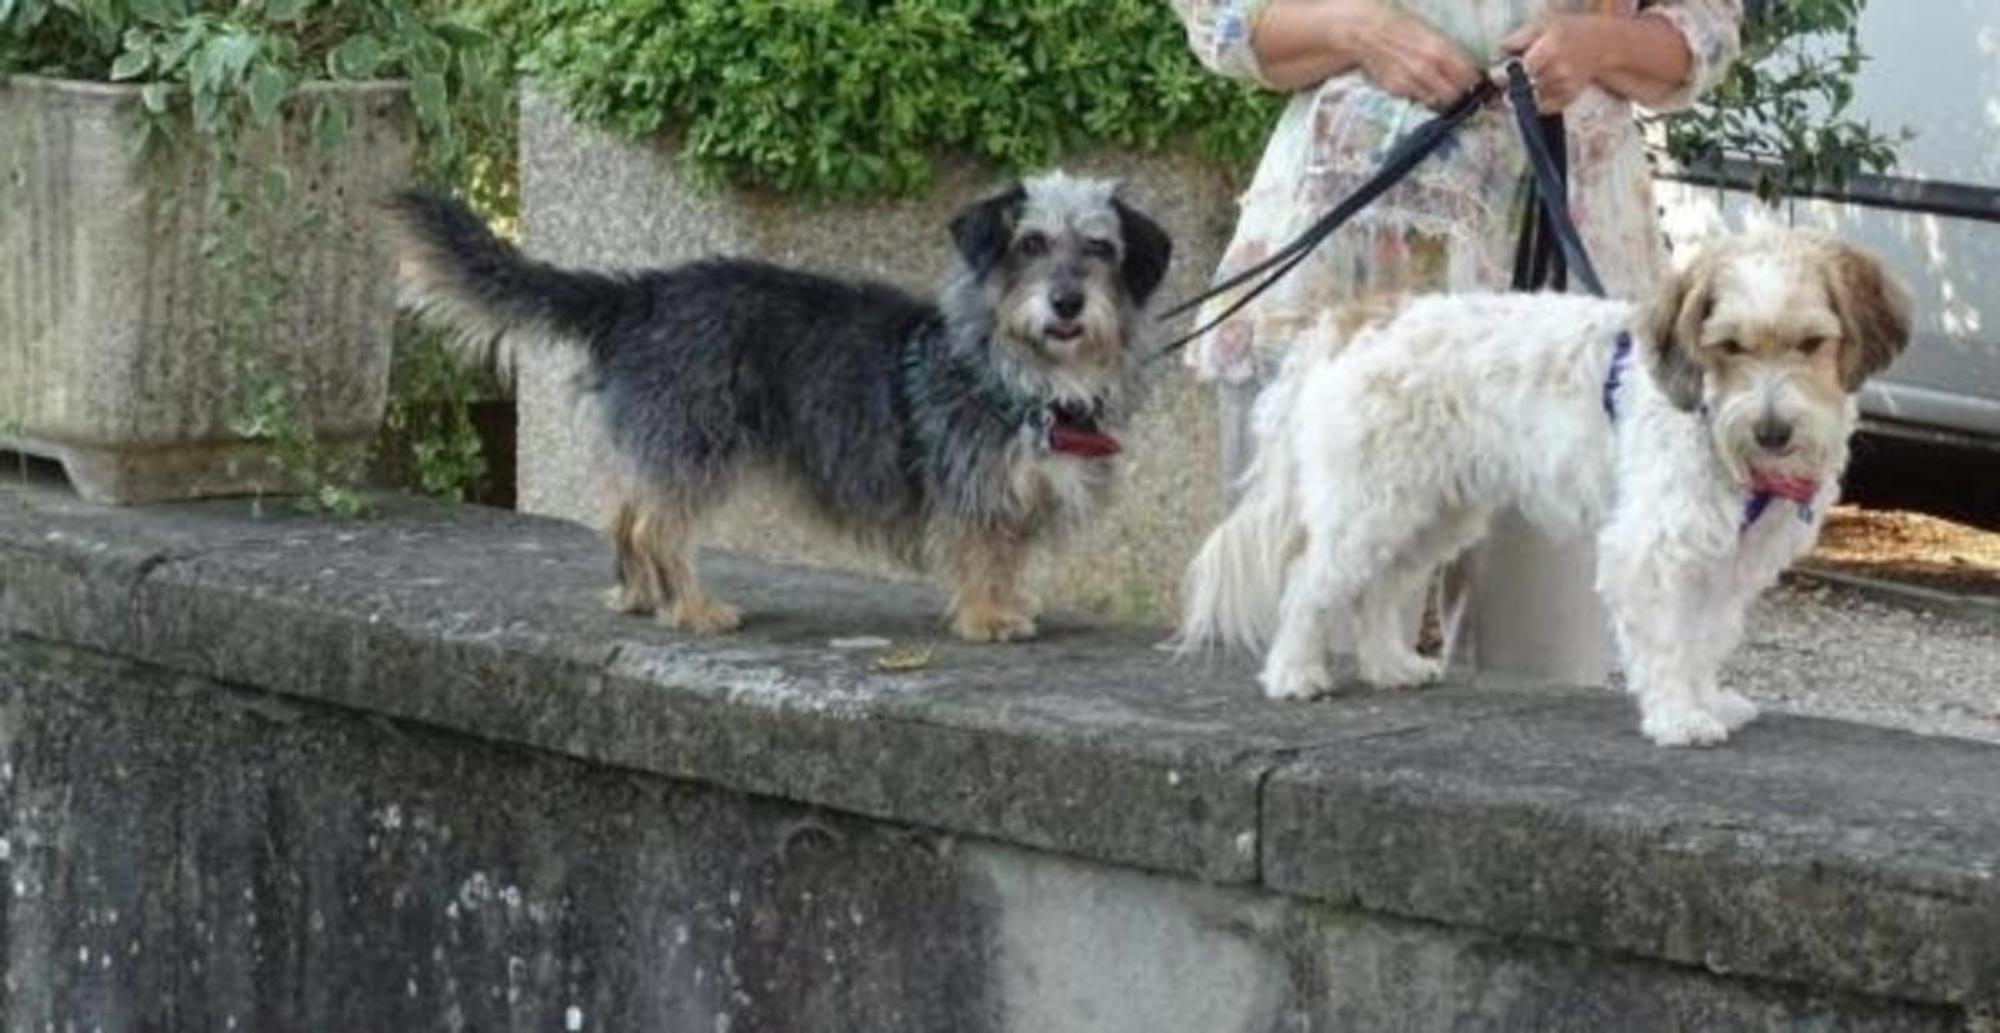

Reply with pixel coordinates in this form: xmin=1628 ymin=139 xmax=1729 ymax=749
xmin=1706 ymin=374 xmax=1845 ymax=484
xmin=997 ymin=293 xmax=1122 ymax=408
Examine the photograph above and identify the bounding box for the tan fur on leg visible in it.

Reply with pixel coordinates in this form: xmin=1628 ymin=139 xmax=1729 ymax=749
xmin=603 ymin=495 xmax=662 ymax=615
xmin=640 ymin=496 xmax=744 ymax=632
xmin=946 ymin=526 xmax=1037 ymax=643
xmin=612 ymin=490 xmax=748 ymax=632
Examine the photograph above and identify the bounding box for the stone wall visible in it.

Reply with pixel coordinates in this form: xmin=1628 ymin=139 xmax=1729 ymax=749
xmin=516 ymin=94 xmax=1238 ymax=621
xmin=1 ymin=480 xmax=1995 ymax=1030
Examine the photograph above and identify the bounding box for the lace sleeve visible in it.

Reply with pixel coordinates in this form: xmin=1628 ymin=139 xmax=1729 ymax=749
xmin=1167 ymin=0 xmax=1278 ymax=88
xmin=1638 ymin=0 xmax=1744 ymax=112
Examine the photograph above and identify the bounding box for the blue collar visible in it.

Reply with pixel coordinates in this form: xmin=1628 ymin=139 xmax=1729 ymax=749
xmin=1601 ymin=331 xmax=1633 ymax=421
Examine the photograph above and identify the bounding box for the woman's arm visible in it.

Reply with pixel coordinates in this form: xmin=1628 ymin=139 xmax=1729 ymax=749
xmin=1500 ymin=1 xmax=1743 ymax=113
xmin=1252 ymin=0 xmax=1482 ymax=107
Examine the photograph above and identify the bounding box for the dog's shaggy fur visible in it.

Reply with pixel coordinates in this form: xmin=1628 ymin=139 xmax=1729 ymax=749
xmin=1178 ymin=229 xmax=1912 ymax=745
xmin=387 ymin=174 xmax=1170 ymax=641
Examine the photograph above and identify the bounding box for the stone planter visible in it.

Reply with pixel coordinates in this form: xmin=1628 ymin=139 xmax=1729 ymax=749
xmin=0 ymin=75 xmax=414 ymax=504
xmin=518 ymin=93 xmax=1242 ymax=622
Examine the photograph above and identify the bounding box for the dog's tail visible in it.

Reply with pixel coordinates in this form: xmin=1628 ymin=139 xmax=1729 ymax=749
xmin=1174 ymin=441 xmax=1301 ymax=655
xmin=382 ymin=189 xmax=630 ymax=374
xmin=1174 ymin=367 xmax=1321 ymax=655
xmin=1174 ymin=309 xmax=1365 ymax=656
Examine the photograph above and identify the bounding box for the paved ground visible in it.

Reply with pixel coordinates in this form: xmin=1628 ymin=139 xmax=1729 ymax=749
xmin=1729 ymin=577 xmax=2000 ymax=744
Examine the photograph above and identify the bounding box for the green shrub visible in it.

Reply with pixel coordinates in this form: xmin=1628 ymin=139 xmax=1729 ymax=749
xmin=1662 ymin=0 xmax=1902 ymax=202
xmin=0 ymin=0 xmax=505 ymax=178
xmin=488 ymin=0 xmax=1280 ymax=198
xmin=488 ymin=0 xmax=1896 ymax=203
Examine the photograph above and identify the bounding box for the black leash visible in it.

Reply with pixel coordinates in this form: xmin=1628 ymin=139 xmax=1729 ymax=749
xmin=1500 ymin=60 xmax=1604 ymax=298
xmin=1148 ymin=78 xmax=1498 ymax=360
xmin=1149 ymin=59 xmax=1607 ymax=365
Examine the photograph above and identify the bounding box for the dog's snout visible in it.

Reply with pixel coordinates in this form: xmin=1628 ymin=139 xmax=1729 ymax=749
xmin=1050 ymin=288 xmax=1085 ymax=320
xmin=1753 ymin=416 xmax=1794 ymax=452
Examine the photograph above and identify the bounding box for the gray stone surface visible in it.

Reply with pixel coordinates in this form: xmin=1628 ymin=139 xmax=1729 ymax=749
xmin=516 ymin=92 xmax=1236 ymax=622
xmin=0 ymin=636 xmax=991 ymax=1032
xmin=1 ymin=479 xmax=1997 ymax=1022
xmin=0 ymin=76 xmax=413 ymax=503
xmin=1264 ymin=703 xmax=2000 ymax=1009
xmin=0 ymin=635 xmax=1962 ymax=1031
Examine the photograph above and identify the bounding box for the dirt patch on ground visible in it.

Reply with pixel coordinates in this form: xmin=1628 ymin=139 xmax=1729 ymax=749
xmin=1804 ymin=506 xmax=2000 ymax=598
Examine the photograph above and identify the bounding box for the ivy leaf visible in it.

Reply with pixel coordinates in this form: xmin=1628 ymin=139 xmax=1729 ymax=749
xmin=246 ymin=63 xmax=289 ymax=126
xmin=156 ymin=23 xmax=203 ymax=70
xmin=430 ymin=21 xmax=488 ymax=50
xmin=410 ymin=71 xmax=447 ymax=130
xmin=209 ymin=28 xmax=260 ymax=84
xmin=109 ymin=48 xmax=152 ymax=81
xmin=327 ymin=35 xmax=381 ymax=80
xmin=262 ymin=166 xmax=291 ymax=205
xmin=312 ymin=100 xmax=349 ymax=151
xmin=140 ymin=82 xmax=171 ymax=114
xmin=128 ymin=0 xmax=178 ymax=26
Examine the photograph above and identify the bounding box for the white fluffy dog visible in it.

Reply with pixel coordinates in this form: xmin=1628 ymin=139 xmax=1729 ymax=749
xmin=1178 ymin=229 xmax=1912 ymax=746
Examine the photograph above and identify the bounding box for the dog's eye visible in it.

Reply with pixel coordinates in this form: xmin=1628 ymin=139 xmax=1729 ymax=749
xmin=1797 ymin=335 xmax=1826 ymax=356
xmin=1017 ymin=232 xmax=1049 ymax=258
xmin=1716 ymin=338 xmax=1745 ymax=356
xmin=1082 ymin=238 xmax=1117 ymax=261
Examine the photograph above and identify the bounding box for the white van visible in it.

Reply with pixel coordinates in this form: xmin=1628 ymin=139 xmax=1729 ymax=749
xmin=1656 ymin=1 xmax=2000 ymax=451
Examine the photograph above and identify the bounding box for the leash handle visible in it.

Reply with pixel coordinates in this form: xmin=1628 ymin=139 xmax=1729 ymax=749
xmin=1501 ymin=59 xmax=1606 ymax=298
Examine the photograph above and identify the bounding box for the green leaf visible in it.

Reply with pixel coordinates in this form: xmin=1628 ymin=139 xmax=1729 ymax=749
xmin=262 ymin=166 xmax=290 ymax=205
xmin=109 ymin=48 xmax=151 ymax=81
xmin=246 ymin=62 xmax=288 ymax=126
xmin=410 ymin=71 xmax=447 ymax=129
xmin=128 ymin=0 xmax=178 ymax=26
xmin=327 ymin=35 xmax=381 ymax=80
xmin=312 ymin=100 xmax=348 ymax=151
xmin=207 ymin=29 xmax=260 ymax=86
xmin=261 ymin=0 xmax=307 ymax=22
xmin=431 ymin=21 xmax=488 ymax=50
xmin=139 ymin=82 xmax=171 ymax=114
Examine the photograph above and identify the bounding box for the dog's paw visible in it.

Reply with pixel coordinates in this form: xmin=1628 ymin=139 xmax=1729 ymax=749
xmin=1259 ymin=661 xmax=1331 ymax=701
xmin=604 ymin=584 xmax=654 ymax=616
xmin=952 ymin=608 xmax=1039 ymax=644
xmin=666 ymin=598 xmax=742 ymax=635
xmin=1703 ymin=689 xmax=1760 ymax=732
xmin=1358 ymin=650 xmax=1444 ymax=689
xmin=1641 ymin=703 xmax=1732 ymax=747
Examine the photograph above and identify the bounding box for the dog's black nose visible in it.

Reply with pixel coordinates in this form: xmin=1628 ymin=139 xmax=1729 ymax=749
xmin=1754 ymin=417 xmax=1794 ymax=451
xmin=1050 ymin=289 xmax=1085 ymax=320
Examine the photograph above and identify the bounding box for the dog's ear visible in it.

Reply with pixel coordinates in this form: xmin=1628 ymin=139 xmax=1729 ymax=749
xmin=1822 ymin=239 xmax=1913 ymax=392
xmin=1640 ymin=250 xmax=1717 ymax=412
xmin=1112 ymin=196 xmax=1173 ymax=304
xmin=950 ymin=182 xmax=1027 ymax=277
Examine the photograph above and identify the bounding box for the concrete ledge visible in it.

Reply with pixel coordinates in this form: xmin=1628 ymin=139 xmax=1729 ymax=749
xmin=3 ymin=479 xmax=1998 ymax=1024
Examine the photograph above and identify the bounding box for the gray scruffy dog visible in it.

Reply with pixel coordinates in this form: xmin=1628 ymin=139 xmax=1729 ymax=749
xmin=386 ymin=173 xmax=1171 ymax=642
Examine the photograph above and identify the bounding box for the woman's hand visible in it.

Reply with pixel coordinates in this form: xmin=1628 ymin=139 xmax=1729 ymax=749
xmin=1501 ymin=13 xmax=1696 ymax=113
xmin=1343 ymin=6 xmax=1485 ymax=110
xmin=1499 ymin=16 xmax=1609 ymax=113
xmin=1251 ymin=0 xmax=1480 ymax=109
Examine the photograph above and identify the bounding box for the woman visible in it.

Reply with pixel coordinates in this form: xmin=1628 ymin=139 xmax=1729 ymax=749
xmin=1172 ymin=0 xmax=1742 ymax=682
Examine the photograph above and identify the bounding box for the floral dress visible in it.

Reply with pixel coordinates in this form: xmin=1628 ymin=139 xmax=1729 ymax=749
xmin=1171 ymin=0 xmax=1742 ymax=385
